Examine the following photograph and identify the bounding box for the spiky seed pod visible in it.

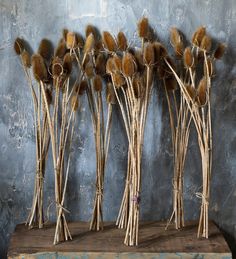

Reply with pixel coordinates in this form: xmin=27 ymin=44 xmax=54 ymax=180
xmin=170 ymin=27 xmax=182 ymax=47
xmin=95 ymin=53 xmax=106 ymax=75
xmin=45 ymin=88 xmax=52 ymax=105
xmin=55 ymin=41 xmax=67 ymax=58
xmin=153 ymin=42 xmax=168 ymax=61
xmin=85 ymin=62 xmax=95 ymax=78
xmin=22 ymin=50 xmax=31 ymax=68
xmin=174 ymin=42 xmax=184 ymax=59
xmin=14 ymin=38 xmax=24 ymax=55
xmin=93 ymin=75 xmax=103 ymax=92
xmin=144 ymin=43 xmax=155 ymax=66
xmin=164 ymin=76 xmax=177 ymax=91
xmin=214 ymin=43 xmax=226 ymax=59
xmin=112 ymin=73 xmax=126 ymax=88
xmin=76 ymin=34 xmax=84 ymax=48
xmin=106 ymin=57 xmax=115 ymax=74
xmin=117 ymin=31 xmax=128 ymax=51
xmin=122 ymin=53 xmax=136 ymax=77
xmin=113 ymin=55 xmax=122 ymax=72
xmin=200 ymin=35 xmax=212 ymax=52
xmin=185 ymin=84 xmax=196 ymax=100
xmin=71 ymin=95 xmax=79 ymax=111
xmin=62 ymin=28 xmax=69 ymax=41
xmin=38 ymin=39 xmax=52 ymax=60
xmin=106 ymin=82 xmax=116 ymax=104
xmin=197 ymin=77 xmax=208 ymax=106
xmin=63 ymin=53 xmax=72 ymax=75
xmin=78 ymin=80 xmax=88 ymax=95
xmin=102 ymin=31 xmax=117 ymax=52
xmin=134 ymin=50 xmax=145 ymax=72
xmin=52 ymin=57 xmax=63 ymax=77
xmin=137 ymin=17 xmax=149 ymax=38
xmin=31 ymin=54 xmax=48 ymax=82
xmin=204 ymin=57 xmax=214 ymax=77
xmin=192 ymin=26 xmax=206 ymax=47
xmin=184 ymin=47 xmax=194 ymax=68
xmin=84 ymin=33 xmax=95 ymax=54
xmin=66 ymin=32 xmax=77 ymax=49
xmin=85 ymin=25 xmax=97 ymax=39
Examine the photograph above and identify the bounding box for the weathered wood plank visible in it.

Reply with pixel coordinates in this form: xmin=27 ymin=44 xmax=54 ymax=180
xmin=8 ymin=221 xmax=232 ymax=259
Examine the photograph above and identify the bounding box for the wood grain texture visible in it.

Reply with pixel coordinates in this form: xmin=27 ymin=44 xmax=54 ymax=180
xmin=8 ymin=221 xmax=232 ymax=258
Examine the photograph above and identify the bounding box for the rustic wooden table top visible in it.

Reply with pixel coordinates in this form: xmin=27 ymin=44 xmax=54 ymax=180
xmin=8 ymin=220 xmax=232 ymax=258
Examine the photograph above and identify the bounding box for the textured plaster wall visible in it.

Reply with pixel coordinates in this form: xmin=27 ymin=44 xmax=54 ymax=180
xmin=0 ymin=0 xmax=236 ymax=258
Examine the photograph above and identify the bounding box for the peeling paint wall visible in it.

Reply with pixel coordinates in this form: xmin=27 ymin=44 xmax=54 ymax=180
xmin=0 ymin=0 xmax=236 ymax=258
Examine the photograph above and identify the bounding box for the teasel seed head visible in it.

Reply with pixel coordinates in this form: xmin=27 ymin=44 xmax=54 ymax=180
xmin=197 ymin=77 xmax=208 ymax=106
xmin=95 ymin=53 xmax=106 ymax=75
xmin=84 ymin=33 xmax=95 ymax=54
xmin=106 ymin=82 xmax=116 ymax=104
xmin=144 ymin=43 xmax=155 ymax=66
xmin=55 ymin=41 xmax=67 ymax=58
xmin=204 ymin=57 xmax=214 ymax=77
xmin=137 ymin=17 xmax=149 ymax=38
xmin=117 ymin=31 xmax=128 ymax=51
xmin=78 ymin=80 xmax=88 ymax=95
xmin=170 ymin=27 xmax=182 ymax=47
xmin=22 ymin=50 xmax=31 ymax=68
xmin=71 ymin=95 xmax=79 ymax=111
xmin=164 ymin=76 xmax=177 ymax=91
xmin=153 ymin=42 xmax=168 ymax=61
xmin=85 ymin=62 xmax=95 ymax=79
xmin=184 ymin=47 xmax=194 ymax=68
xmin=66 ymin=32 xmax=77 ymax=49
xmin=93 ymin=75 xmax=103 ymax=92
xmin=174 ymin=42 xmax=184 ymax=59
xmin=106 ymin=57 xmax=115 ymax=74
xmin=113 ymin=55 xmax=122 ymax=73
xmin=192 ymin=26 xmax=206 ymax=47
xmin=38 ymin=39 xmax=53 ymax=60
xmin=214 ymin=43 xmax=226 ymax=59
xmin=112 ymin=73 xmax=126 ymax=88
xmin=185 ymin=84 xmax=196 ymax=100
xmin=200 ymin=35 xmax=212 ymax=52
xmin=122 ymin=53 xmax=136 ymax=77
xmin=14 ymin=38 xmax=24 ymax=55
xmin=85 ymin=24 xmax=97 ymax=39
xmin=52 ymin=57 xmax=63 ymax=78
xmin=31 ymin=54 xmax=48 ymax=82
xmin=102 ymin=31 xmax=117 ymax=52
xmin=63 ymin=53 xmax=73 ymax=75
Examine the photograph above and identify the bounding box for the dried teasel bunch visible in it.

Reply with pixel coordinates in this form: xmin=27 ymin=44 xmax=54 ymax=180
xmin=102 ymin=31 xmax=117 ymax=52
xmin=31 ymin=54 xmax=48 ymax=82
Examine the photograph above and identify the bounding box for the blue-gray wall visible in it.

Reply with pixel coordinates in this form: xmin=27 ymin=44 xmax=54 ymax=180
xmin=0 ymin=0 xmax=236 ymax=258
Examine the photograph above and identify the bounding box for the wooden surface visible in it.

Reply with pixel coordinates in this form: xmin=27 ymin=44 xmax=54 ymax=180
xmin=8 ymin=221 xmax=232 ymax=258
